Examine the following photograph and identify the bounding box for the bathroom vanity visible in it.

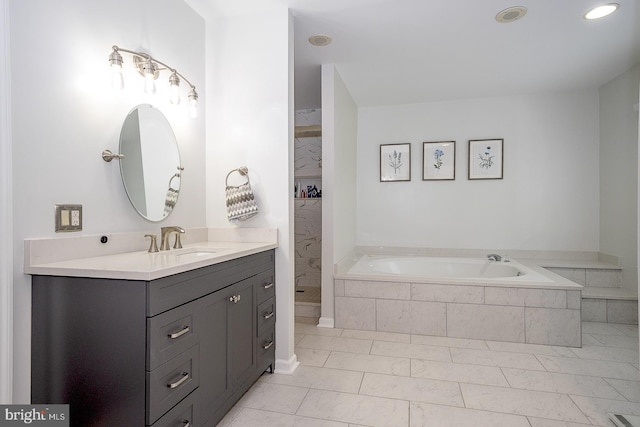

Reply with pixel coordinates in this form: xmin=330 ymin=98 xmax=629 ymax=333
xmin=28 ymin=235 xmax=276 ymax=427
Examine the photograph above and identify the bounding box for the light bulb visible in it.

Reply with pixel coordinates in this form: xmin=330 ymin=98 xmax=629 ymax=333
xmin=169 ymin=72 xmax=181 ymax=105
xmin=142 ymin=59 xmax=156 ymax=95
xmin=111 ymin=64 xmax=124 ymax=90
xmin=188 ymin=88 xmax=198 ymax=118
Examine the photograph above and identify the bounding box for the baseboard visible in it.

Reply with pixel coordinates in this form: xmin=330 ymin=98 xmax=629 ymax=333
xmin=317 ymin=317 xmax=334 ymax=328
xmin=274 ymin=354 xmax=300 ymax=375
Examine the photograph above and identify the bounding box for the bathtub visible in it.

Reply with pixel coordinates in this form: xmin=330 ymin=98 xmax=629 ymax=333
xmin=334 ymin=254 xmax=583 ymax=347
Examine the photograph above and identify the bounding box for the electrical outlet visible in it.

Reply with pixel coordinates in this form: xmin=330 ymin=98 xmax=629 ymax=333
xmin=55 ymin=204 xmax=82 ymax=232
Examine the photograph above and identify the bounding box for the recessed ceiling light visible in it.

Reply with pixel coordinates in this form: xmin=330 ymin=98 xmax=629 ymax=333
xmin=308 ymin=34 xmax=332 ymax=47
xmin=584 ymin=3 xmax=619 ymax=19
xmin=495 ymin=6 xmax=528 ymax=23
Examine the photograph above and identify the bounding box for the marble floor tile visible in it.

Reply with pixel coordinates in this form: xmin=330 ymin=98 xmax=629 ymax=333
xmin=370 ymin=340 xmax=451 ymax=362
xmin=340 ymin=328 xmax=411 ymax=343
xmin=569 ymin=395 xmax=640 ymax=426
xmin=450 ymin=347 xmax=546 ymax=370
xmin=296 ymin=389 xmax=409 ymax=427
xmin=359 ymin=372 xmax=464 ymax=406
xmin=526 ymin=418 xmax=594 ymax=427
xmin=295 ymin=347 xmax=331 ymax=367
xmin=224 ymin=408 xmax=350 ymax=427
xmin=410 ymin=334 xmax=489 ymax=349
xmin=536 ymin=355 xmax=640 ymax=380
xmin=296 ymin=335 xmax=373 ymax=354
xmin=501 ymin=368 xmax=624 ymax=399
xmin=604 ymin=378 xmax=640 ymax=402
xmin=569 ymin=345 xmax=639 ymax=364
xmin=581 ymin=333 xmax=606 ymax=346
xmin=588 ymin=332 xmax=639 ymax=349
xmin=410 ymin=402 xmax=531 ymax=427
xmin=612 ymin=323 xmax=639 ymax=336
xmin=323 ymin=351 xmax=410 ymax=376
xmin=268 ymin=366 xmax=363 ymax=393
xmin=295 ymin=333 xmax=305 ymax=345
xmin=460 ymin=383 xmax=590 ymax=423
xmin=295 ymin=323 xmax=344 ymax=337
xmin=236 ymin=382 xmax=309 ymax=414
xmin=411 ymin=358 xmax=509 ymax=387
xmin=486 ymin=340 xmax=576 ymax=357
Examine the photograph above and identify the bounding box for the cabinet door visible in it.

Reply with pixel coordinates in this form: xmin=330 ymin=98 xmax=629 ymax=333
xmin=228 ymin=277 xmax=257 ymax=387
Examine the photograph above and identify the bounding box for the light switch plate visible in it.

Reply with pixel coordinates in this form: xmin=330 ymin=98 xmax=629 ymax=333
xmin=55 ymin=204 xmax=82 ymax=232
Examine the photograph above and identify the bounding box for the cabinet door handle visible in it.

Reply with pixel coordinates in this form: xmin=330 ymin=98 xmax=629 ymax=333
xmin=263 ymin=283 xmax=274 ymax=289
xmin=168 ymin=326 xmax=190 ymax=339
xmin=263 ymin=311 xmax=274 ymax=320
xmin=229 ymin=295 xmax=241 ymax=304
xmin=262 ymin=340 xmax=274 ymax=350
xmin=167 ymin=372 xmax=189 ymax=389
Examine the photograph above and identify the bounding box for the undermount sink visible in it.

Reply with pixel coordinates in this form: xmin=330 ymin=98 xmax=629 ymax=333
xmin=169 ymin=247 xmax=227 ymax=261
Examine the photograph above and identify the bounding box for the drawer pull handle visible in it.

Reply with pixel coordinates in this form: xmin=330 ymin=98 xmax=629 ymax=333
xmin=182 ymin=421 xmax=190 ymax=427
xmin=229 ymin=295 xmax=241 ymax=304
xmin=263 ymin=311 xmax=274 ymax=320
xmin=263 ymin=283 xmax=274 ymax=289
xmin=262 ymin=340 xmax=274 ymax=350
xmin=168 ymin=326 xmax=190 ymax=339
xmin=167 ymin=372 xmax=189 ymax=389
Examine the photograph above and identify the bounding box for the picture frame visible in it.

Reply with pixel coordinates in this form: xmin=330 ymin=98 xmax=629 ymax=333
xmin=423 ymin=141 xmax=455 ymax=180
xmin=468 ymin=139 xmax=503 ymax=180
xmin=380 ymin=143 xmax=411 ymax=182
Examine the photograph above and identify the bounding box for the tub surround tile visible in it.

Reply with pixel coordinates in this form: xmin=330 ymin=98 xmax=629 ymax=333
xmin=501 ymin=368 xmax=624 ymax=399
xmin=334 ymin=280 xmax=345 ymax=297
xmin=375 ymin=300 xmax=412 ymax=333
xmin=345 ymin=280 xmax=410 ymax=300
xmin=359 ymin=373 xmax=464 ymax=406
xmin=296 ymin=335 xmax=373 ymax=354
xmin=525 ymin=308 xmax=581 ymax=347
xmin=340 ymin=329 xmax=411 ymax=343
xmin=267 ymin=366 xmax=363 ymax=393
xmin=409 ymin=301 xmax=447 ymax=336
xmin=536 ymin=355 xmax=640 ymax=380
xmin=586 ymin=269 xmax=622 ymax=287
xmin=411 ymin=283 xmax=484 ymax=304
xmin=460 ymin=383 xmax=590 ymax=423
xmin=450 ymin=348 xmax=546 ymax=370
xmin=569 ymin=395 xmax=640 ymax=426
xmin=485 ymin=287 xmax=567 ymax=309
xmin=324 ymin=351 xmax=410 ymax=376
xmin=606 ymin=300 xmax=639 ymax=324
xmin=411 ymin=359 xmax=509 ymax=387
xmin=296 ymin=389 xmax=410 ymax=427
xmin=447 ymin=303 xmax=525 ymax=343
xmin=566 ymin=291 xmax=581 ymax=310
xmin=371 ymin=341 xmax=451 ymax=362
xmin=410 ymin=402 xmax=531 ymax=427
xmin=581 ymin=299 xmax=607 ymax=323
xmin=335 ymin=297 xmax=376 ymax=331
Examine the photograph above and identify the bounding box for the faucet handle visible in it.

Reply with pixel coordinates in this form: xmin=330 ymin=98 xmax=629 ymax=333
xmin=173 ymin=233 xmax=183 ymax=249
xmin=145 ymin=234 xmax=159 ymax=253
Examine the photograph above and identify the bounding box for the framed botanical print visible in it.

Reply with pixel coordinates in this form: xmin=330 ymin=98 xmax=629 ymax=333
xmin=468 ymin=139 xmax=503 ymax=180
xmin=423 ymin=141 xmax=455 ymax=180
xmin=380 ymin=143 xmax=411 ymax=182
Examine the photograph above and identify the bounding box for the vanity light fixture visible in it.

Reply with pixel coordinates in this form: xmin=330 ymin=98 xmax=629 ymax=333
xmin=584 ymin=3 xmax=619 ymax=20
xmin=108 ymin=45 xmax=199 ymax=118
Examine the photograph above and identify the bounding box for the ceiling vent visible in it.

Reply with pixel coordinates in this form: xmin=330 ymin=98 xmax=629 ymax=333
xmin=495 ymin=6 xmax=528 ymax=23
xmin=308 ymin=34 xmax=332 ymax=47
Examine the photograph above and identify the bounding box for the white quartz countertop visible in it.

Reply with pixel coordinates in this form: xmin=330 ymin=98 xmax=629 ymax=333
xmin=24 ymin=228 xmax=278 ymax=281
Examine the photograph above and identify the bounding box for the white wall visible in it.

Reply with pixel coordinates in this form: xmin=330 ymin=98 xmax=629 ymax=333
xmin=9 ymin=0 xmax=205 ymax=401
xmin=205 ymin=7 xmax=297 ymax=372
xmin=321 ymin=65 xmax=358 ymax=326
xmin=356 ymin=91 xmax=601 ymax=252
xmin=600 ymin=65 xmax=640 ymax=292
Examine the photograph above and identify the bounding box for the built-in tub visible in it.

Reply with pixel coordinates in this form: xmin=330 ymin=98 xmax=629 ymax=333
xmin=334 ymin=254 xmax=583 ymax=347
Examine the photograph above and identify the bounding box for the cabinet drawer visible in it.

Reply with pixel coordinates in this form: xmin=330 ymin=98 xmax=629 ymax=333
xmin=257 ymin=297 xmax=275 ymax=336
xmin=257 ymin=328 xmax=275 ymax=369
xmin=149 ymin=389 xmax=197 ymax=427
xmin=148 ymin=300 xmax=199 ymax=370
xmin=147 ymin=344 xmax=200 ymax=425
xmin=256 ymin=270 xmax=275 ymax=305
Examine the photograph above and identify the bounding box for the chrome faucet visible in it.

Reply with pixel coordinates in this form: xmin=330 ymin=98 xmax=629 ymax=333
xmin=487 ymin=254 xmax=502 ymax=262
xmin=160 ymin=226 xmax=185 ymax=251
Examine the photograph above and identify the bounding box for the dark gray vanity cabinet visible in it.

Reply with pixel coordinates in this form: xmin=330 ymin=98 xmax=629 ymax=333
xmin=32 ymin=250 xmax=276 ymax=427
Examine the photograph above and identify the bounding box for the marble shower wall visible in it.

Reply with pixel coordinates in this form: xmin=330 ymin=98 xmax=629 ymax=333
xmin=295 ymin=109 xmax=322 ymax=288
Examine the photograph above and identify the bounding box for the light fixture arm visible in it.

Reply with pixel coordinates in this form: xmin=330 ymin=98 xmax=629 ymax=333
xmin=113 ymin=46 xmax=197 ymax=90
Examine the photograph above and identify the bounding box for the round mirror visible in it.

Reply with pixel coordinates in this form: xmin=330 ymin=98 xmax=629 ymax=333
xmin=119 ymin=104 xmax=181 ymax=222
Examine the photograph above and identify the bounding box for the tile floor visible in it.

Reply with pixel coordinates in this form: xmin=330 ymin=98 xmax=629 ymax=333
xmin=218 ymin=322 xmax=640 ymax=427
